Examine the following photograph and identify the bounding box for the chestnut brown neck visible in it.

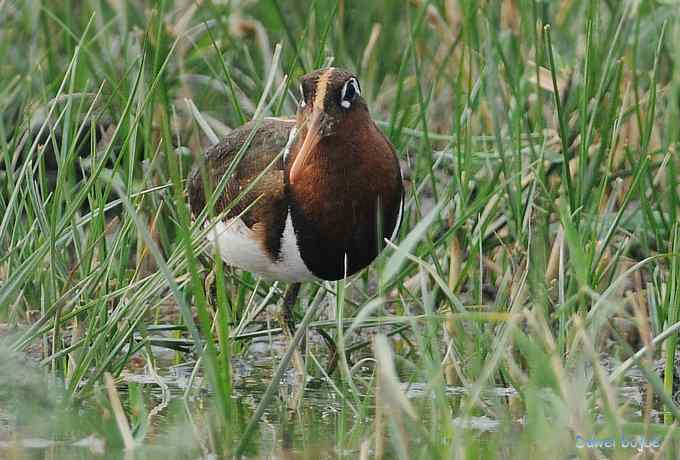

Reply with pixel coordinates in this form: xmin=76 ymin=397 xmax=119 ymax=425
xmin=287 ymin=105 xmax=372 ymax=177
xmin=284 ymin=109 xmax=403 ymax=280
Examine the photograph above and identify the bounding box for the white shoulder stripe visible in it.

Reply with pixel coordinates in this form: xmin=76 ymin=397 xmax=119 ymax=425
xmin=389 ymin=189 xmax=405 ymax=242
xmin=282 ymin=126 xmax=298 ymax=162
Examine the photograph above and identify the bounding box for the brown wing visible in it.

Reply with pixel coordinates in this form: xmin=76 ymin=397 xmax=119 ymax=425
xmin=187 ymin=117 xmax=295 ymax=259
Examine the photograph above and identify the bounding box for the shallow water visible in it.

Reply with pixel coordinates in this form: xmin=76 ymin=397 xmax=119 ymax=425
xmin=1 ymin=337 xmax=671 ymax=459
xmin=0 ymin=343 xmax=522 ymax=459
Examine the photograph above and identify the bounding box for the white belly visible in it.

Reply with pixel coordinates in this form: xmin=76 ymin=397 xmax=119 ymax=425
xmin=206 ymin=211 xmax=317 ymax=282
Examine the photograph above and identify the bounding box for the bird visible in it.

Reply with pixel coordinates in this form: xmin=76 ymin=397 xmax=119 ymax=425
xmin=188 ymin=67 xmax=404 ymax=368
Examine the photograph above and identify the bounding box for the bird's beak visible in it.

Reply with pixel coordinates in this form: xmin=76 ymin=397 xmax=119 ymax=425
xmin=290 ymin=108 xmax=324 ymax=185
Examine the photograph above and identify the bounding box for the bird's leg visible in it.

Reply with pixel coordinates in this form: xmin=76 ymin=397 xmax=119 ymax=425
xmin=204 ymin=268 xmax=217 ymax=307
xmin=285 ymin=283 xmax=339 ymax=379
xmin=316 ymin=328 xmax=338 ymax=376
xmin=279 ymin=283 xmax=338 ymax=380
xmin=282 ymin=283 xmax=301 ymax=340
xmin=279 ymin=283 xmax=305 ymax=379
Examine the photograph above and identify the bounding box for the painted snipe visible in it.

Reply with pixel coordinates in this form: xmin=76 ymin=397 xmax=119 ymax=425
xmin=188 ymin=67 xmax=404 ymax=368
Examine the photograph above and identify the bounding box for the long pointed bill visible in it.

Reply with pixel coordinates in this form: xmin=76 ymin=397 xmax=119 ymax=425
xmin=290 ymin=109 xmax=324 ymax=185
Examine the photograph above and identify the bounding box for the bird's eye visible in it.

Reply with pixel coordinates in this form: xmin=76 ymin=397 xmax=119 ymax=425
xmin=299 ymin=83 xmax=306 ymax=108
xmin=340 ymin=77 xmax=360 ymax=109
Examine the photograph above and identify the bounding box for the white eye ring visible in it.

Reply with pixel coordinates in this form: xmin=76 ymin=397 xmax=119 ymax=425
xmin=340 ymin=77 xmax=360 ymax=109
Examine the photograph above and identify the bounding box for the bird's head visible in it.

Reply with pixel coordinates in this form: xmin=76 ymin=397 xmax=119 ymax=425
xmin=289 ymin=67 xmax=365 ymax=184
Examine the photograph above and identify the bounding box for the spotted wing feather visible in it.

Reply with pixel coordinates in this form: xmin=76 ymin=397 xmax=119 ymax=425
xmin=188 ymin=117 xmax=295 ymax=259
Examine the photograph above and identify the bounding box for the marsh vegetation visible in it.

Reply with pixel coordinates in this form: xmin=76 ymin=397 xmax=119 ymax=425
xmin=2 ymin=0 xmax=680 ymax=458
